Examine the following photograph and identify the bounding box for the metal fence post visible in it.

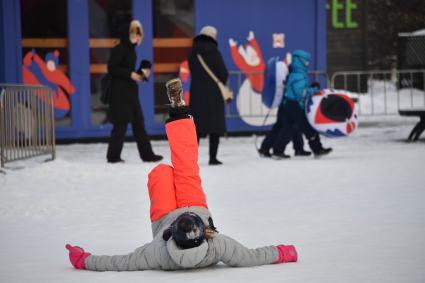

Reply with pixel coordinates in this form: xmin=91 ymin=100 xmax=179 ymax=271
xmin=331 ymin=69 xmax=425 ymax=116
xmin=0 ymin=89 xmax=5 ymax=168
xmin=0 ymin=84 xmax=55 ymax=168
xmin=49 ymin=88 xmax=56 ymax=161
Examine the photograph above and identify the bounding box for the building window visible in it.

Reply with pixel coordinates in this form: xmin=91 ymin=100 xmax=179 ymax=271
xmin=153 ymin=0 xmax=195 ymax=120
xmin=21 ymin=0 xmax=72 ymax=127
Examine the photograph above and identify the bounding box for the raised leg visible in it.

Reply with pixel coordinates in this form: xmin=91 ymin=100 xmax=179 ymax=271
xmin=147 ymin=164 xmax=177 ymax=222
xmin=165 ymin=78 xmax=208 ymax=208
xmin=165 ymin=116 xmax=207 ymax=209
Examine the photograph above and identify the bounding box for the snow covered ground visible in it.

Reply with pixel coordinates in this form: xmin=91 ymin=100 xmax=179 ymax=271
xmin=1 ymin=115 xmax=425 ymax=283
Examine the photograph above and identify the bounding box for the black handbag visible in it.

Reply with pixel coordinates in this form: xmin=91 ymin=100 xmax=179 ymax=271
xmin=100 ymin=73 xmax=112 ymax=105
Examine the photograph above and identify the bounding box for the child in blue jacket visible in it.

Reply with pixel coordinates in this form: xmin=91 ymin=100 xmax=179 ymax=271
xmin=271 ymin=50 xmax=331 ymax=157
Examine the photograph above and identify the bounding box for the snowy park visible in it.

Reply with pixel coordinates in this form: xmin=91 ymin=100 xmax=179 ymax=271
xmin=2 ymin=0 xmax=425 ymax=281
xmin=1 ymin=115 xmax=425 ymax=283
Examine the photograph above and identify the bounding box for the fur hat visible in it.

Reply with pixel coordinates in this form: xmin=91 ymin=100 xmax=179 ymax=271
xmin=199 ymin=25 xmax=217 ymax=40
xmin=129 ymin=20 xmax=144 ymax=46
xmin=171 ymin=212 xmax=206 ymax=249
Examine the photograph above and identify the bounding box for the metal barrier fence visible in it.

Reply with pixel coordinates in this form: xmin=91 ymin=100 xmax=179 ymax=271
xmin=226 ymin=70 xmax=329 ymax=119
xmin=0 ymin=85 xmax=55 ymax=168
xmin=225 ymin=69 xmax=425 ymax=119
xmin=331 ymin=69 xmax=425 ymax=115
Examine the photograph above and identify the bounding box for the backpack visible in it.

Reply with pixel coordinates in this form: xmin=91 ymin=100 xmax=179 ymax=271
xmin=100 ymin=73 xmax=112 ymax=105
xmin=262 ymin=56 xmax=289 ymax=108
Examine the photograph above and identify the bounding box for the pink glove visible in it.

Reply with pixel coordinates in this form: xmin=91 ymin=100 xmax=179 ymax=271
xmin=274 ymin=244 xmax=298 ymax=263
xmin=65 ymin=244 xmax=91 ymax=269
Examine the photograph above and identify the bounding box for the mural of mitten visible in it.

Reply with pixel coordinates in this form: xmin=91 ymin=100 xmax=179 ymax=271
xmin=229 ymin=31 xmax=265 ymax=93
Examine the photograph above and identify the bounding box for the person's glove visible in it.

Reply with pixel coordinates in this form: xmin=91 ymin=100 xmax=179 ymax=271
xmin=138 ymin=60 xmax=152 ymax=82
xmin=229 ymin=38 xmax=237 ymax=47
xmin=274 ymin=244 xmax=298 ymax=263
xmin=225 ymin=97 xmax=233 ymax=104
xmin=140 ymin=59 xmax=152 ymax=69
xmin=247 ymin=31 xmax=255 ymax=41
xmin=65 ymin=244 xmax=91 ymax=269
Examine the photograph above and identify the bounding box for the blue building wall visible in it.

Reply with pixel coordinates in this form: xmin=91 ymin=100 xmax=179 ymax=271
xmin=0 ymin=0 xmax=22 ymax=83
xmin=0 ymin=0 xmax=3 ymax=82
xmin=197 ymin=0 xmax=327 ymax=132
xmin=0 ymin=0 xmax=326 ymax=139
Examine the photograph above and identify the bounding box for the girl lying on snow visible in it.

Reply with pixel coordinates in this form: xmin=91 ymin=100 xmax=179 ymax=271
xmin=65 ymin=78 xmax=297 ymax=271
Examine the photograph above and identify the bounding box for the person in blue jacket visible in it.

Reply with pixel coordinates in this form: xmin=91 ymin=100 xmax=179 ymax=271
xmin=262 ymin=50 xmax=331 ymax=158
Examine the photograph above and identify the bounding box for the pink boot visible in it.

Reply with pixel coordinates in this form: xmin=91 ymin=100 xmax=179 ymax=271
xmin=65 ymin=244 xmax=91 ymax=269
xmin=274 ymin=244 xmax=298 ymax=263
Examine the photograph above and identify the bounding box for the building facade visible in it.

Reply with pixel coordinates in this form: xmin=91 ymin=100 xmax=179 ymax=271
xmin=0 ymin=0 xmax=326 ymax=139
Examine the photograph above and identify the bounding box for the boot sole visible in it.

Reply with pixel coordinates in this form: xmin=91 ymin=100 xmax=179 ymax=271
xmin=272 ymin=155 xmax=291 ymax=160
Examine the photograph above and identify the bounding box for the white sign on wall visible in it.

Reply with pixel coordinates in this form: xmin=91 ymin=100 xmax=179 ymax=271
xmin=273 ymin=33 xmax=285 ymax=48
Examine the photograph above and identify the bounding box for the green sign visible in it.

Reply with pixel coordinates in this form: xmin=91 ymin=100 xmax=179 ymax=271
xmin=327 ymin=0 xmax=358 ymax=29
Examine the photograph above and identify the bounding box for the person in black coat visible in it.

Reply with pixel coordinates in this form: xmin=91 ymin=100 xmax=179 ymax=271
xmin=106 ymin=20 xmax=162 ymax=163
xmin=188 ymin=26 xmax=229 ymax=165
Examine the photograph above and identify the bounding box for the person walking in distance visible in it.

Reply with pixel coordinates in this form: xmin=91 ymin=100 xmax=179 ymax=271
xmin=269 ymin=50 xmax=332 ymax=158
xmin=106 ymin=20 xmax=162 ymax=163
xmin=188 ymin=26 xmax=229 ymax=165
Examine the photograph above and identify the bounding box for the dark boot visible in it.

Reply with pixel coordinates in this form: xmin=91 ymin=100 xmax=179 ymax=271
xmin=107 ymin=123 xmax=127 ymax=163
xmin=132 ymin=121 xmax=163 ymax=162
xmin=295 ymin=149 xmax=311 ymax=156
xmin=143 ymin=154 xmax=163 ymax=162
xmin=306 ymin=133 xmax=332 ymax=157
xmin=307 ymin=134 xmax=323 ymax=154
xmin=258 ymin=147 xmax=272 ymax=158
xmin=209 ymin=159 xmax=223 ymax=165
xmin=314 ymin=147 xmax=333 ymax=157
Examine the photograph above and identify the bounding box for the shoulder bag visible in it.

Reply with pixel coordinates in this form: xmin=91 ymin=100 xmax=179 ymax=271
xmin=197 ymin=54 xmax=233 ymax=103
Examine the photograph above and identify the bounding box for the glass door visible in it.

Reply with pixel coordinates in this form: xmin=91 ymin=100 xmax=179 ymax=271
xmin=152 ymin=0 xmax=195 ymax=122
